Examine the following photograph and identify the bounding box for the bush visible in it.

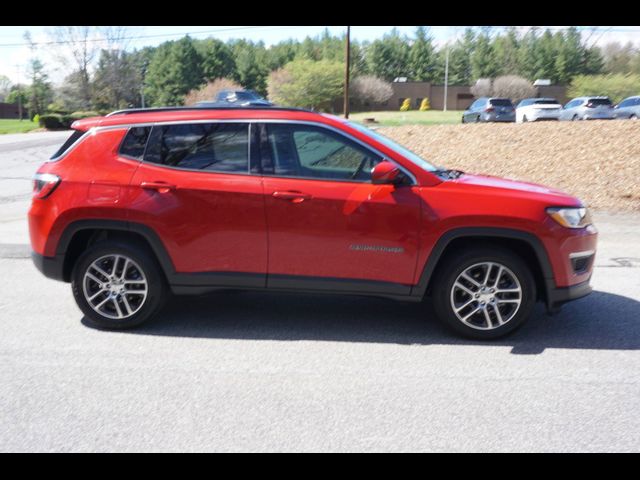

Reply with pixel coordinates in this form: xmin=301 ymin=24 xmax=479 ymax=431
xmin=39 ymin=114 xmax=69 ymax=130
xmin=419 ymin=98 xmax=431 ymax=111
xmin=491 ymin=75 xmax=535 ymax=103
xmin=184 ymin=78 xmax=243 ymax=105
xmin=568 ymin=74 xmax=640 ymax=104
xmin=470 ymin=78 xmax=492 ymax=98
xmin=400 ymin=98 xmax=411 ymax=111
xmin=32 ymin=114 xmax=40 ymax=124
xmin=267 ymin=59 xmax=343 ymax=111
xmin=350 ymin=75 xmax=393 ymax=106
xmin=70 ymin=111 xmax=99 ymax=120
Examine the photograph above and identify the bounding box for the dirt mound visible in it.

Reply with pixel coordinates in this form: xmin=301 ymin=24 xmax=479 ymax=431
xmin=380 ymin=121 xmax=640 ymax=211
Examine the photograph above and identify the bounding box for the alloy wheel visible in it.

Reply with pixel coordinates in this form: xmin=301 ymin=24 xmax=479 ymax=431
xmin=450 ymin=262 xmax=522 ymax=330
xmin=82 ymin=254 xmax=148 ymax=320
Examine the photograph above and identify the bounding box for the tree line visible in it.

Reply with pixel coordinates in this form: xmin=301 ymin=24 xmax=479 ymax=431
xmin=1 ymin=26 xmax=639 ymax=117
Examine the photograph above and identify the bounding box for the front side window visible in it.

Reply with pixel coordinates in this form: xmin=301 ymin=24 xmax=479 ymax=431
xmin=144 ymin=123 xmax=248 ymax=173
xmin=264 ymin=124 xmax=382 ymax=182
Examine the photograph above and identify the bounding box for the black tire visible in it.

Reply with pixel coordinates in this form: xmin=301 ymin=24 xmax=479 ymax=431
xmin=71 ymin=240 xmax=168 ymax=329
xmin=630 ymin=114 xmax=637 ymax=120
xmin=431 ymin=246 xmax=536 ymax=340
xmin=572 ymin=115 xmax=579 ymax=121
xmin=522 ymin=115 xmax=528 ymax=122
xmin=461 ymin=116 xmax=466 ymax=124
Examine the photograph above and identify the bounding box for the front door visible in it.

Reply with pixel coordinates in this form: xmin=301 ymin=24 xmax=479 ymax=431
xmin=258 ymin=123 xmax=421 ymax=294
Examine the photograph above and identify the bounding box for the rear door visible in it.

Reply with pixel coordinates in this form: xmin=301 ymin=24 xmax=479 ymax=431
xmin=258 ymin=122 xmax=421 ymax=294
xmin=128 ymin=121 xmax=267 ymax=285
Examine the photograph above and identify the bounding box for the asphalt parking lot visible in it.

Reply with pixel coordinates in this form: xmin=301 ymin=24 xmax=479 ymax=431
xmin=0 ymin=131 xmax=638 ymax=452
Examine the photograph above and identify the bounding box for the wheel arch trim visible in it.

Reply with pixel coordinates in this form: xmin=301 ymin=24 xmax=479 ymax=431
xmin=412 ymin=227 xmax=555 ymax=304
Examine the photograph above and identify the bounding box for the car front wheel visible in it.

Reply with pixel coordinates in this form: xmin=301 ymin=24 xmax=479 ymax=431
xmin=432 ymin=247 xmax=536 ymax=339
xmin=71 ymin=241 xmax=167 ymax=329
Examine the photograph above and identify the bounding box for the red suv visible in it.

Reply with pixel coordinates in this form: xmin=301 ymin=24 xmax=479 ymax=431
xmin=29 ymin=106 xmax=597 ymax=339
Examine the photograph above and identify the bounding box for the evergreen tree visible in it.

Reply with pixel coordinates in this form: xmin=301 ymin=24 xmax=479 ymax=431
xmin=471 ymin=28 xmax=499 ymax=80
xmin=367 ymin=28 xmax=411 ymax=81
xmin=197 ymin=39 xmax=236 ymax=81
xmin=144 ymin=37 xmax=204 ymax=106
xmin=410 ymin=27 xmax=437 ymax=81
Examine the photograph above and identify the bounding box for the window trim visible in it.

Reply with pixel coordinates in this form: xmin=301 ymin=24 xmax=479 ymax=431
xmin=95 ymin=119 xmax=417 ymax=184
xmin=255 ymin=120 xmax=417 ymax=185
xmin=141 ymin=121 xmax=253 ymax=176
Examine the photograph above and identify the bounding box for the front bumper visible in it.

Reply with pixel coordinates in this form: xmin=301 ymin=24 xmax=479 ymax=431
xmin=32 ymin=251 xmax=66 ymax=282
xmin=546 ymin=279 xmax=592 ymax=313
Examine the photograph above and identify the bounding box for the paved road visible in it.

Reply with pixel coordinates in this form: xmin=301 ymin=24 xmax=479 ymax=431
xmin=0 ymin=132 xmax=639 ymax=452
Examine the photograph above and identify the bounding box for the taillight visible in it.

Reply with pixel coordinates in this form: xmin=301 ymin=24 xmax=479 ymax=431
xmin=485 ymin=106 xmax=494 ymax=112
xmin=33 ymin=173 xmax=61 ymax=199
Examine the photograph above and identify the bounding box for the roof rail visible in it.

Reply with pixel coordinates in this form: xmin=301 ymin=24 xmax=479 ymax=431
xmin=105 ymin=105 xmax=317 ymax=117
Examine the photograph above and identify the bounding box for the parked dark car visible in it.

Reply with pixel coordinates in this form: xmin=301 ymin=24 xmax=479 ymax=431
xmin=462 ymin=98 xmax=516 ymax=123
xmin=559 ymin=97 xmax=615 ymax=121
xmin=196 ymin=89 xmax=273 ymax=108
xmin=613 ymin=96 xmax=640 ymax=120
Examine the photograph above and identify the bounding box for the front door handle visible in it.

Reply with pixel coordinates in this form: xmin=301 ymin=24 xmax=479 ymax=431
xmin=140 ymin=181 xmax=176 ymax=193
xmin=272 ymin=191 xmax=312 ymax=203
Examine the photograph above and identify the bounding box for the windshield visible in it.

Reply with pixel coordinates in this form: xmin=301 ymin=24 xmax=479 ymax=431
xmin=347 ymin=121 xmax=438 ymax=172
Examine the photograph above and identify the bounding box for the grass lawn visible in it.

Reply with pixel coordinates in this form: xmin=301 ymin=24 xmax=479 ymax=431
xmin=348 ymin=110 xmax=463 ymax=127
xmin=0 ymin=119 xmax=40 ymax=134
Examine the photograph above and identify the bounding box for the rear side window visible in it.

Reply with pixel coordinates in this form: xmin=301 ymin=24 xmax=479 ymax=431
xmin=144 ymin=123 xmax=249 ymax=173
xmin=119 ymin=127 xmax=151 ymax=160
xmin=490 ymin=99 xmax=513 ymax=107
xmin=50 ymin=129 xmax=85 ymax=160
xmin=587 ymin=98 xmax=612 ymax=107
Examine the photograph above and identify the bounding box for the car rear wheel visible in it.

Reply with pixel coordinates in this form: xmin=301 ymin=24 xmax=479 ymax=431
xmin=432 ymin=247 xmax=536 ymax=339
xmin=71 ymin=241 xmax=167 ymax=329
xmin=630 ymin=114 xmax=638 ymax=120
xmin=572 ymin=115 xmax=579 ymax=121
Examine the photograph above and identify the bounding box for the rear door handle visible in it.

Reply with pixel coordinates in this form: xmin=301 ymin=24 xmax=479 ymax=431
xmin=272 ymin=191 xmax=312 ymax=203
xmin=140 ymin=181 xmax=176 ymax=193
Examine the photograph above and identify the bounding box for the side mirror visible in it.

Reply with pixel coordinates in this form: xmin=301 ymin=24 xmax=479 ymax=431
xmin=372 ymin=160 xmax=402 ymax=185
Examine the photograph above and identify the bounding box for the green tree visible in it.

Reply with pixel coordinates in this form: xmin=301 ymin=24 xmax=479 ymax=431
xmin=437 ymin=28 xmax=476 ymax=85
xmin=493 ymin=27 xmax=520 ymax=76
xmin=26 ymin=58 xmax=53 ymax=117
xmin=144 ymin=37 xmax=204 ymax=106
xmin=367 ymin=29 xmax=411 ymax=81
xmin=410 ymin=27 xmax=437 ymax=81
xmin=230 ymin=40 xmax=270 ymax=95
xmin=0 ymin=74 xmax=11 ymax=102
xmin=471 ymin=28 xmax=499 ymax=80
xmin=268 ymin=59 xmax=344 ymax=111
xmin=197 ymin=38 xmax=236 ymax=81
xmin=92 ymin=50 xmax=141 ymax=110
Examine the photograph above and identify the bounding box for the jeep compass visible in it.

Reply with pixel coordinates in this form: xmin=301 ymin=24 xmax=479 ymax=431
xmin=29 ymin=106 xmax=597 ymax=339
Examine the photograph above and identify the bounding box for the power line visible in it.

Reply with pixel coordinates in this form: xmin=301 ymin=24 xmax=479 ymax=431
xmin=0 ymin=25 xmax=303 ymax=49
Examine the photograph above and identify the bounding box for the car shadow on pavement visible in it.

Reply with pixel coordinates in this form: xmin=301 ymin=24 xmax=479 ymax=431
xmin=88 ymin=289 xmax=640 ymax=354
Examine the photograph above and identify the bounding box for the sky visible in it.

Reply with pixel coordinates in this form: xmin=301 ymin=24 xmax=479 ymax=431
xmin=1 ymin=25 xmax=640 ymax=85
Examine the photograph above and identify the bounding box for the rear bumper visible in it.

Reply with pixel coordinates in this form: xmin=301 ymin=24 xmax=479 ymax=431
xmin=546 ymin=279 xmax=592 ymax=313
xmin=32 ymin=251 xmax=66 ymax=282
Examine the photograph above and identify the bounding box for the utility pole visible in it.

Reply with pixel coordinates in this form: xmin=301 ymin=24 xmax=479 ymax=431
xmin=443 ymin=45 xmax=449 ymax=112
xmin=344 ymin=25 xmax=351 ymax=119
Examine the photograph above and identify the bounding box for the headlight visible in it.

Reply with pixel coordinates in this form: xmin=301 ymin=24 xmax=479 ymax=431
xmin=546 ymin=207 xmax=592 ymax=229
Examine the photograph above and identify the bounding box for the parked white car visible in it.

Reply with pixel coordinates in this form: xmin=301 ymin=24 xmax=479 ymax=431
xmin=515 ymin=98 xmax=562 ymax=123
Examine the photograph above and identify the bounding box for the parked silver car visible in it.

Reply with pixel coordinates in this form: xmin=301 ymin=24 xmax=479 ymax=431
xmin=613 ymin=96 xmax=640 ymax=120
xmin=559 ymin=96 xmax=615 ymax=121
xmin=462 ymin=97 xmax=515 ymax=123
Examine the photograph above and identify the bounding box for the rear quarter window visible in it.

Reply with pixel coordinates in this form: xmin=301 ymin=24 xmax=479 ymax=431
xmin=50 ymin=130 xmax=85 ymax=160
xmin=119 ymin=126 xmax=152 ymax=160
